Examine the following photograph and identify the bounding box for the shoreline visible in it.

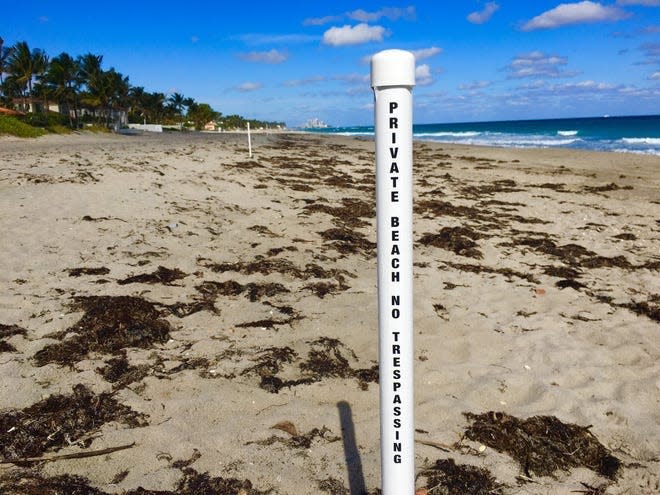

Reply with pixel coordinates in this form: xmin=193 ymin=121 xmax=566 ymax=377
xmin=1 ymin=132 xmax=658 ymax=494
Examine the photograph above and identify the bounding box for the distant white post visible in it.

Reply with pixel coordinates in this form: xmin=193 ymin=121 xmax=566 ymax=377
xmin=247 ymin=121 xmax=253 ymax=158
xmin=371 ymin=49 xmax=416 ymax=495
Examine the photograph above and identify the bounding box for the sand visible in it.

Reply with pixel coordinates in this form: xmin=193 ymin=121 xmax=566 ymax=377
xmin=0 ymin=131 xmax=658 ymax=494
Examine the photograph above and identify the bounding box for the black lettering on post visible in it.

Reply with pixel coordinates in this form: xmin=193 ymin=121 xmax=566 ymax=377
xmin=392 ymin=344 xmax=400 ymax=354
xmin=390 ymin=147 xmax=399 ymax=158
xmin=392 ymin=230 xmax=399 ymax=241
xmin=391 ymin=244 xmax=400 ymax=255
xmin=391 ymin=308 xmax=400 ymax=319
xmin=391 ymin=295 xmax=400 ymax=305
xmin=393 ymin=442 xmax=402 ymax=452
xmin=391 ymin=271 xmax=400 ymax=282
xmin=389 ymin=117 xmax=398 ymax=129
xmin=391 ymin=191 xmax=399 ymax=202
xmin=392 ymin=132 xmax=396 ymax=144
xmin=389 ymin=102 xmax=398 ymax=113
xmin=390 ymin=216 xmax=399 ymax=228
xmin=389 ymin=162 xmax=399 ymax=173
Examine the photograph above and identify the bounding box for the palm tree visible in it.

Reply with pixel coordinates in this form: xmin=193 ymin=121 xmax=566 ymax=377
xmin=0 ymin=37 xmax=13 ymax=86
xmin=45 ymin=52 xmax=80 ymax=126
xmin=6 ymin=41 xmax=48 ymax=111
xmin=168 ymin=92 xmax=185 ymax=122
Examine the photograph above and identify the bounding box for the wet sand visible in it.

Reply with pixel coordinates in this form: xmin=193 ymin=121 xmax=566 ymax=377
xmin=0 ymin=131 xmax=658 ymax=494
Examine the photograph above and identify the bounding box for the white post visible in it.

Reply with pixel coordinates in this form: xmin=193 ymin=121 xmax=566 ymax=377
xmin=247 ymin=121 xmax=253 ymax=158
xmin=371 ymin=49 xmax=416 ymax=495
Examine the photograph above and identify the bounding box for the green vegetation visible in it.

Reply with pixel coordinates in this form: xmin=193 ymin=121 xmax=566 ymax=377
xmin=0 ymin=115 xmax=45 ymax=137
xmin=0 ymin=35 xmax=285 ymax=135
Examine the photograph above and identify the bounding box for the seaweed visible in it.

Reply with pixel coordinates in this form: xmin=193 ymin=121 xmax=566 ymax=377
xmin=117 ymin=266 xmax=187 ymax=285
xmin=66 ymin=267 xmax=110 ymax=277
xmin=0 ymin=324 xmax=27 ymax=352
xmin=0 ymin=468 xmax=271 ymax=495
xmin=463 ymin=412 xmax=620 ymax=479
xmin=97 ymin=351 xmax=150 ymax=389
xmin=318 ymin=227 xmax=376 ymax=257
xmin=196 ymin=280 xmax=290 ymax=302
xmin=444 ymin=262 xmax=539 ymax=284
xmin=0 ymin=384 xmax=147 ymax=462
xmin=34 ymin=296 xmax=171 ymax=366
xmin=555 ymin=279 xmax=585 ymax=290
xmin=248 ymin=426 xmax=340 ymax=449
xmin=418 ymin=458 xmax=503 ymax=495
xmin=418 ymin=227 xmax=483 ymax=259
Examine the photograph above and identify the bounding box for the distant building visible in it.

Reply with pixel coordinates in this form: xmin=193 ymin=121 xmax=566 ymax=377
xmin=303 ymin=117 xmax=329 ymax=128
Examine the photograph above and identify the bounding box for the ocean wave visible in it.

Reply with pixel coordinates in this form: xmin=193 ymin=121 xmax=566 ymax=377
xmin=557 ymin=130 xmax=578 ymax=136
xmin=613 ymin=148 xmax=660 ymax=156
xmin=414 ymin=131 xmax=480 ymax=138
xmin=621 ymin=137 xmax=660 ymax=145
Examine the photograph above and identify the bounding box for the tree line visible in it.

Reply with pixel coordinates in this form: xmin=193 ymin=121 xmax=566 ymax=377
xmin=0 ymin=37 xmax=285 ymax=130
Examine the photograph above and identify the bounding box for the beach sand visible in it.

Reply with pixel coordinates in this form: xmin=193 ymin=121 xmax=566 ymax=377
xmin=0 ymin=131 xmax=658 ymax=494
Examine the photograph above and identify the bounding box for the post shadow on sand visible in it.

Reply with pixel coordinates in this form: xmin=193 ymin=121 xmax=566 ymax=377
xmin=337 ymin=401 xmax=368 ymax=495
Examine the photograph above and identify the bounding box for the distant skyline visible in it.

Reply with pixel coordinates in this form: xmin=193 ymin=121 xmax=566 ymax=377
xmin=3 ymin=1 xmax=660 ymax=126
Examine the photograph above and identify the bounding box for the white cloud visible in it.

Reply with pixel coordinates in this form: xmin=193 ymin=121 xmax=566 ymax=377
xmin=506 ymin=51 xmax=580 ymax=78
xmin=38 ymin=15 xmax=49 ymax=23
xmin=458 ymin=80 xmax=492 ymax=90
xmin=348 ymin=6 xmax=416 ymax=22
xmin=522 ymin=1 xmax=629 ymax=31
xmin=236 ymin=82 xmax=263 ymax=92
xmin=412 ymin=46 xmax=443 ymax=60
xmin=303 ymin=15 xmax=343 ymax=26
xmin=415 ymin=64 xmax=433 ymax=86
xmin=650 ymin=71 xmax=660 ymax=79
xmin=554 ymin=80 xmax=617 ymax=90
xmin=284 ymin=76 xmax=327 ymax=87
xmin=617 ymin=0 xmax=660 ymax=5
xmin=235 ymin=33 xmax=319 ymax=45
xmin=239 ymin=49 xmax=288 ymax=64
xmin=467 ymin=2 xmax=500 ymax=24
xmin=323 ymin=24 xmax=389 ymax=46
xmin=305 ymin=6 xmax=415 ymax=26
xmin=191 ymin=35 xmax=199 ymax=43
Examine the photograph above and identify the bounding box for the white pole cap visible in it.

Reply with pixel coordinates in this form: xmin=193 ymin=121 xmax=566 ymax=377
xmin=371 ymin=49 xmax=416 ymax=88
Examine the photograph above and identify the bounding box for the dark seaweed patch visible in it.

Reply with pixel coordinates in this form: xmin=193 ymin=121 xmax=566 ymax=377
xmin=463 ymin=412 xmax=620 ymax=479
xmin=248 ymin=426 xmax=339 ymax=449
xmin=197 ymin=280 xmax=290 ymax=302
xmin=67 ymin=267 xmax=111 ymax=277
xmin=97 ymin=351 xmax=150 ymax=389
xmin=445 ymin=262 xmax=539 ymax=284
xmin=318 ymin=228 xmax=376 ymax=257
xmin=418 ymin=458 xmax=503 ymax=495
xmin=34 ymin=296 xmax=171 ymax=366
xmin=0 ymin=468 xmax=271 ymax=495
xmin=0 ymin=324 xmax=27 ymax=352
xmin=0 ymin=384 xmax=147 ymax=461
xmin=555 ymin=279 xmax=585 ymax=290
xmin=543 ymin=266 xmax=582 ymax=279
xmin=419 ymin=227 xmax=483 ymax=259
xmin=117 ymin=266 xmax=187 ymax=285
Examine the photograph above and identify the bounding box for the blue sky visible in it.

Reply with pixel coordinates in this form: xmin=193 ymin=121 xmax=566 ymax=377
xmin=3 ymin=1 xmax=660 ymax=126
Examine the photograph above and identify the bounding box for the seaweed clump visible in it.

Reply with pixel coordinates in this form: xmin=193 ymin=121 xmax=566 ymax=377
xmin=419 ymin=227 xmax=483 ymax=259
xmin=34 ymin=296 xmax=171 ymax=366
xmin=463 ymin=412 xmax=621 ymax=479
xmin=0 ymin=324 xmax=27 ymax=353
xmin=117 ymin=266 xmax=187 ymax=285
xmin=0 ymin=384 xmax=147 ymax=461
xmin=418 ymin=458 xmax=503 ymax=495
xmin=0 ymin=468 xmax=271 ymax=495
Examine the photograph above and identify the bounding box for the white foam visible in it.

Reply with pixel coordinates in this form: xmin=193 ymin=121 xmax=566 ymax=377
xmin=557 ymin=130 xmax=578 ymax=136
xmin=414 ymin=131 xmax=480 ymax=138
xmin=621 ymin=137 xmax=660 ymax=146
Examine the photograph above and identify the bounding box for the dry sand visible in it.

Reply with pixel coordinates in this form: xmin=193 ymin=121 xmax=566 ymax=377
xmin=0 ymin=131 xmax=658 ymax=494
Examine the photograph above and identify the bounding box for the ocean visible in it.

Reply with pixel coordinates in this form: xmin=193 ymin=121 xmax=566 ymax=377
xmin=306 ymin=114 xmax=660 ymax=156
